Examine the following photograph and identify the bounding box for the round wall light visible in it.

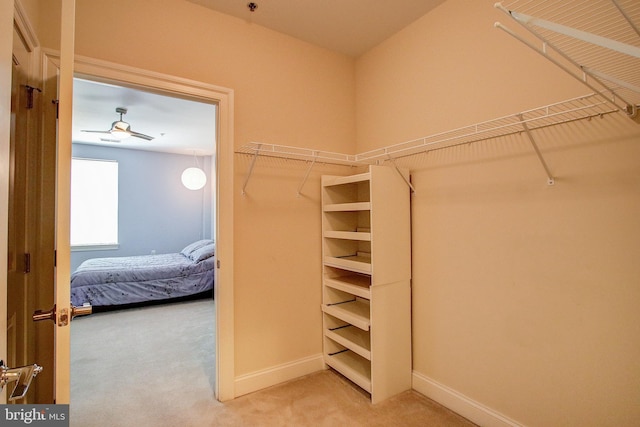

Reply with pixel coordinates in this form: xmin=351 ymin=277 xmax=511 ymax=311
xmin=181 ymin=167 xmax=207 ymax=190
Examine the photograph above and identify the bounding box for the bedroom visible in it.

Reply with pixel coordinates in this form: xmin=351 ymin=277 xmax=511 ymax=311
xmin=70 ymin=77 xmax=217 ymax=307
xmin=68 ymin=78 xmax=218 ymax=416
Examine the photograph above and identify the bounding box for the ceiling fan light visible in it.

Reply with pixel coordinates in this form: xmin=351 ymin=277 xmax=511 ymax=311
xmin=181 ymin=167 xmax=207 ymax=190
xmin=110 ymin=129 xmax=131 ymax=140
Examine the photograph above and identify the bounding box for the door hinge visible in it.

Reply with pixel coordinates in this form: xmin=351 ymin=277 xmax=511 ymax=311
xmin=216 ymin=259 xmax=221 ymax=269
xmin=25 ymin=85 xmax=41 ymax=109
xmin=52 ymin=99 xmax=59 ymax=118
xmin=24 ymin=253 xmax=31 ymax=274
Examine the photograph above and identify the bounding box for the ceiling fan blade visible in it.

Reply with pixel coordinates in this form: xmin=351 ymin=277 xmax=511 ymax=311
xmin=81 ymin=129 xmax=112 ymax=134
xmin=128 ymin=130 xmax=154 ymax=141
xmin=83 ymin=110 xmax=153 ymax=142
xmin=100 ymin=137 xmax=122 ymax=143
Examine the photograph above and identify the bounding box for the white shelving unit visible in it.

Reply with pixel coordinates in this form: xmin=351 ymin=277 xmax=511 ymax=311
xmin=321 ymin=165 xmax=412 ymax=403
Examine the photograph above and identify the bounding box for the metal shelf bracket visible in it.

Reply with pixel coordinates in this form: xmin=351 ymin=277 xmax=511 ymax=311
xmin=241 ymin=143 xmax=261 ymax=195
xmin=297 ymin=155 xmax=318 ymax=197
xmin=387 ymin=155 xmax=416 ymax=193
xmin=517 ymin=114 xmax=555 ymax=185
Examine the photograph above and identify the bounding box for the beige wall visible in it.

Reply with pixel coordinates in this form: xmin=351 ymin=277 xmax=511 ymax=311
xmin=17 ymin=0 xmax=62 ymax=49
xmin=356 ymin=1 xmax=640 ymax=426
xmin=72 ymin=0 xmax=357 ymax=379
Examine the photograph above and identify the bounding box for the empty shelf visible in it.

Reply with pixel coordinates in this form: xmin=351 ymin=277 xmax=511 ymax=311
xmin=324 ymin=230 xmax=372 ymax=241
xmin=322 ymin=172 xmax=371 ymax=187
xmin=324 ymin=254 xmax=371 ymax=274
xmin=323 ymin=202 xmax=371 ymax=212
xmin=325 ymin=350 xmax=372 ymax=393
xmin=325 ymin=326 xmax=371 ymax=360
xmin=324 ymin=274 xmax=371 ymax=299
xmin=322 ymin=300 xmax=370 ymax=331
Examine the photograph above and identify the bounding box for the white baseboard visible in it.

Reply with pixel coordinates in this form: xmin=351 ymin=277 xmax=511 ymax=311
xmin=412 ymin=371 xmax=524 ymax=427
xmin=234 ymin=354 xmax=324 ymax=397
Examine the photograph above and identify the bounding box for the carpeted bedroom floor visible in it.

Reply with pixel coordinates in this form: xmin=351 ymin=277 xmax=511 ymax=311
xmin=70 ymin=299 xmax=475 ymax=427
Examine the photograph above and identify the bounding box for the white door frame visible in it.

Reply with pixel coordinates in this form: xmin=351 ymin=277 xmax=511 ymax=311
xmin=67 ymin=54 xmax=236 ymax=401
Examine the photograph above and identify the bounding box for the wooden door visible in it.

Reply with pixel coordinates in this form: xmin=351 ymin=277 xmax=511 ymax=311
xmin=6 ymin=21 xmax=34 ymax=402
xmin=1 ymin=0 xmax=76 ymax=404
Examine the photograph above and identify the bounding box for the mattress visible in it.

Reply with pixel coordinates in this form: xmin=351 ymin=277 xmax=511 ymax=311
xmin=70 ymin=252 xmax=215 ymax=307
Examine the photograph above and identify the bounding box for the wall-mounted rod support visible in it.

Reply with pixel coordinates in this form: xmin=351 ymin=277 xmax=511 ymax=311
xmin=517 ymin=114 xmax=555 ymax=185
xmin=241 ymin=144 xmax=261 ymax=195
xmin=297 ymin=156 xmax=317 ymax=197
xmin=387 ymin=155 xmax=416 ymax=193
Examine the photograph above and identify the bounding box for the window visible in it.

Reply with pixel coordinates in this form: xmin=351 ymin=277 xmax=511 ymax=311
xmin=70 ymin=158 xmax=119 ymax=249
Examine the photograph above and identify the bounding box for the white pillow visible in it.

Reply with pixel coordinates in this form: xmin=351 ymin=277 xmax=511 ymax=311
xmin=180 ymin=239 xmax=214 ymax=257
xmin=189 ymin=243 xmax=215 ymax=262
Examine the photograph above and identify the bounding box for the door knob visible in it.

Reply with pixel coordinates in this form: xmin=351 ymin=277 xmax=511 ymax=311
xmin=0 ymin=360 xmax=43 ymax=401
xmin=33 ymin=304 xmax=92 ymax=326
xmin=71 ymin=304 xmax=92 ymax=319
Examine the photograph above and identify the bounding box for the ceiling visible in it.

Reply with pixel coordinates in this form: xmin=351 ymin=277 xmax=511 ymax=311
xmin=72 ymin=78 xmax=217 ymax=156
xmin=187 ymin=0 xmax=446 ymax=57
xmin=73 ymin=1 xmax=446 ymax=155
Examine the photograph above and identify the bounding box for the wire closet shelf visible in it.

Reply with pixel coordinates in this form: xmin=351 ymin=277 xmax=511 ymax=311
xmin=236 ymin=93 xmax=618 ymax=166
xmin=236 ymin=0 xmax=639 ymax=193
xmin=495 ymin=0 xmax=640 ymax=116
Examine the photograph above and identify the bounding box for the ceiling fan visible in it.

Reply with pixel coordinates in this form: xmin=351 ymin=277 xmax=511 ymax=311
xmin=81 ymin=107 xmax=154 ymax=141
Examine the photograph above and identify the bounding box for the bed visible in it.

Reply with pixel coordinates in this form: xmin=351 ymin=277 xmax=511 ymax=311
xmin=70 ymin=239 xmax=215 ymax=308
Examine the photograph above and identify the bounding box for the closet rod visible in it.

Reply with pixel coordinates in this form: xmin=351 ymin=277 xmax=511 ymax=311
xmin=237 ymin=142 xmax=357 ymax=195
xmin=355 ymin=94 xmax=615 ymax=163
xmin=237 ymin=142 xmax=359 ymax=166
xmin=236 ymin=94 xmax=618 ymax=193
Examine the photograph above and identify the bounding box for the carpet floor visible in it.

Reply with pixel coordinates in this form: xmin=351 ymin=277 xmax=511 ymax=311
xmin=70 ymin=299 xmax=475 ymax=427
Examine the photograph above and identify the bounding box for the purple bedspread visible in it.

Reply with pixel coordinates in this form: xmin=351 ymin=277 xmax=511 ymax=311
xmin=70 ymin=253 xmax=214 ymax=307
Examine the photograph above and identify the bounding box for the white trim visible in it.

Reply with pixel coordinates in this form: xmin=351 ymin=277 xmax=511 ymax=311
xmin=234 ymin=354 xmax=324 ymax=397
xmin=72 ymin=53 xmax=232 ymax=102
xmin=14 ymin=0 xmax=40 ymax=53
xmin=412 ymin=371 xmax=524 ymax=427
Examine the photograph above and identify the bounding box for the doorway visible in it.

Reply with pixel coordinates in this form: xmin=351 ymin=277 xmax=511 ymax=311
xmin=71 ymin=56 xmax=235 ymax=403
xmin=69 ymin=76 xmax=218 ymax=418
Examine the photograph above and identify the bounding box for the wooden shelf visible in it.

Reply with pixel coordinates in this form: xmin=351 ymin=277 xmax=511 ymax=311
xmin=324 ymin=274 xmax=371 ymax=299
xmin=322 ymin=300 xmax=370 ymax=331
xmin=324 ymin=230 xmax=371 ymax=241
xmin=323 ymin=202 xmax=371 ymax=212
xmin=325 ymin=351 xmax=372 ymax=393
xmin=321 ymin=166 xmax=412 ymax=403
xmin=325 ymin=326 xmax=371 ymax=360
xmin=323 ymin=254 xmax=371 ymax=274
xmin=322 ymin=172 xmax=370 ymax=187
